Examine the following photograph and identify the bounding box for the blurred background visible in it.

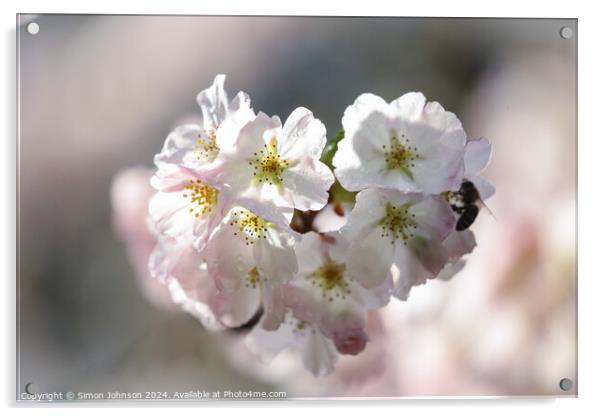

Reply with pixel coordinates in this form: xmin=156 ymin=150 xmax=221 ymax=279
xmin=17 ymin=15 xmax=576 ymax=398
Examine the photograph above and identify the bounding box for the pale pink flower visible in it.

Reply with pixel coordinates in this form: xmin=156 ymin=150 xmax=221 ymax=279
xmin=149 ymin=236 xmax=222 ymax=330
xmin=285 ymin=231 xmax=391 ymax=355
xmin=246 ymin=311 xmax=338 ymax=377
xmin=204 ymin=205 xmax=298 ymax=329
xmin=207 ymin=108 xmax=335 ymax=224
xmin=148 ymin=165 xmax=229 ymax=251
xmin=341 ymin=188 xmax=455 ymax=300
xmin=154 ymin=74 xmax=255 ymax=168
xmin=333 ymin=92 xmax=466 ymax=194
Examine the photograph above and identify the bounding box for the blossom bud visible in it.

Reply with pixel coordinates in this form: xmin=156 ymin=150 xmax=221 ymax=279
xmin=332 ymin=328 xmax=368 ymax=355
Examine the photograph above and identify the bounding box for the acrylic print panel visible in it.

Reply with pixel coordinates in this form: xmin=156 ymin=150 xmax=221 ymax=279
xmin=17 ymin=15 xmax=577 ymax=401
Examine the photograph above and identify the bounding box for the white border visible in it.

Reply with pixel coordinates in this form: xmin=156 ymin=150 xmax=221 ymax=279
xmin=2 ymin=0 xmax=599 ymax=414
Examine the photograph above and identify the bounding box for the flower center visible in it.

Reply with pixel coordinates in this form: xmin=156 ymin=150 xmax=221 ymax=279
xmin=229 ymin=208 xmax=270 ymax=245
xmin=182 ymin=178 xmax=219 ymax=218
xmin=244 ymin=267 xmax=262 ymax=289
xmin=380 ymin=202 xmax=417 ymax=245
xmin=194 ymin=130 xmax=220 ymax=161
xmin=309 ymin=258 xmax=350 ymax=302
xmin=382 ymin=133 xmax=420 ymax=179
xmin=251 ymin=136 xmax=290 ymax=185
xmin=282 ymin=312 xmax=316 ymax=336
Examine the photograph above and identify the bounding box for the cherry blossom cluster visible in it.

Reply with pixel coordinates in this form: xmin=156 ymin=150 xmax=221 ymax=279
xmin=145 ymin=75 xmax=495 ymax=376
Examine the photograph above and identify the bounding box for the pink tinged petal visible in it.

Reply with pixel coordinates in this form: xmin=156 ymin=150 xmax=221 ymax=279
xmin=341 ymin=93 xmax=390 ymax=133
xmin=204 ymin=216 xmax=266 ymax=328
xmin=293 ymin=232 xmax=327 ymax=275
xmin=150 ymin=164 xmax=191 ymax=192
xmin=437 ymin=259 xmax=466 ymax=282
xmin=261 ymin=283 xmax=288 ymax=331
xmin=149 ymin=237 xmax=196 ymax=284
xmin=148 ymin=237 xmax=222 ymax=329
xmin=345 ymin=226 xmax=395 ymax=290
xmin=299 ymin=327 xmax=339 ymax=377
xmin=464 ymin=137 xmax=492 ymax=175
xmin=408 ymin=137 xmax=466 ymax=193
xmin=391 ymin=249 xmax=430 ymax=301
xmin=153 ymin=124 xmax=207 ymax=168
xmin=192 ymin=209 xmax=224 ymax=251
xmin=284 ymin=282 xmax=326 ymax=326
xmin=467 ymin=174 xmax=496 ymax=201
xmin=253 ymin=228 xmax=298 ymax=283
xmin=148 ymin=191 xmax=195 ymax=239
xmin=395 ymin=95 xmax=465 ymax=192
xmin=341 ymin=189 xmax=394 ymax=289
xmin=196 ymin=74 xmax=229 ymax=132
xmin=420 ymin=100 xmax=467 ymax=149
xmin=410 ymin=195 xmax=456 ymax=241
xmin=332 ymin=327 xmax=368 ymax=356
xmin=334 ymin=110 xmax=392 ymax=192
xmin=221 ymin=111 xmax=280 ymax=159
xmin=322 ymin=230 xmax=351 ymax=263
xmin=443 ymin=230 xmax=476 ymax=261
xmin=245 ymin=316 xmax=298 ymax=362
xmin=233 ymin=196 xmax=296 ymax=234
xmin=205 ymin=214 xmax=256 ymax=294
xmin=245 ymin=314 xmax=338 ymax=377
xmin=215 ymin=91 xmax=256 ymax=150
xmin=335 ymin=92 xmax=467 ymax=193
xmin=388 ymin=91 xmax=427 ymax=121
xmin=213 ymin=113 xmax=280 ymax=196
xmin=348 ymin=275 xmax=393 ymax=309
xmin=210 ymin=284 xmax=261 ymax=328
xmin=341 ymin=188 xmax=387 ymax=240
xmin=391 ymin=232 xmax=449 ymax=301
xmin=279 ymin=107 xmax=328 ymax=160
xmin=167 ymin=277 xmax=222 ymax=331
xmin=281 ymin=160 xmax=334 ymax=211
xmin=407 ymin=236 xmax=448 ymax=276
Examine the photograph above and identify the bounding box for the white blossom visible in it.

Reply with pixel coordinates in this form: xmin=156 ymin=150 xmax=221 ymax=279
xmin=206 ymin=108 xmax=335 ymax=224
xmin=333 ymin=92 xmax=466 ymax=194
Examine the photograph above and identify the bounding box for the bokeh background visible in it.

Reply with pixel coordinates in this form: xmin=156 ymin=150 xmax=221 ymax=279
xmin=17 ymin=15 xmax=576 ymax=398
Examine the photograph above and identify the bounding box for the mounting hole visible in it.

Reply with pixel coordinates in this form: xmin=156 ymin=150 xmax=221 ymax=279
xmin=559 ymin=378 xmax=573 ymax=391
xmin=560 ymin=26 xmax=573 ymax=39
xmin=26 ymin=22 xmax=40 ymax=35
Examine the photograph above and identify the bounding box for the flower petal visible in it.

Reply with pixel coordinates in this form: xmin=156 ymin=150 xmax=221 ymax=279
xmin=467 ymin=174 xmax=496 ymax=201
xmin=215 ymin=91 xmax=256 ymax=150
xmin=334 ymin=92 xmax=467 ymax=193
xmin=436 ymin=259 xmax=466 ymax=281
xmin=149 ymin=237 xmax=222 ymax=329
xmin=281 ymin=160 xmax=334 ymax=211
xmin=253 ymin=227 xmax=298 ymax=283
xmin=442 ymin=230 xmax=477 ymax=261
xmin=196 ymin=74 xmax=229 ymax=132
xmin=153 ymin=124 xmax=209 ymax=169
xmin=148 ymin=190 xmax=195 ymax=239
xmin=345 ymin=226 xmax=395 ymax=289
xmin=204 ymin=214 xmax=262 ymax=327
xmin=409 ymin=195 xmax=456 ymax=241
xmin=340 ymin=188 xmax=387 ymax=240
xmin=464 ymin=137 xmax=492 ymax=175
xmin=388 ymin=91 xmax=426 ymax=121
xmin=334 ymin=110 xmax=392 ymax=192
xmin=292 ymin=231 xmax=326 ymax=276
xmin=279 ymin=107 xmax=327 ymax=161
xmin=297 ymin=324 xmax=338 ymax=377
